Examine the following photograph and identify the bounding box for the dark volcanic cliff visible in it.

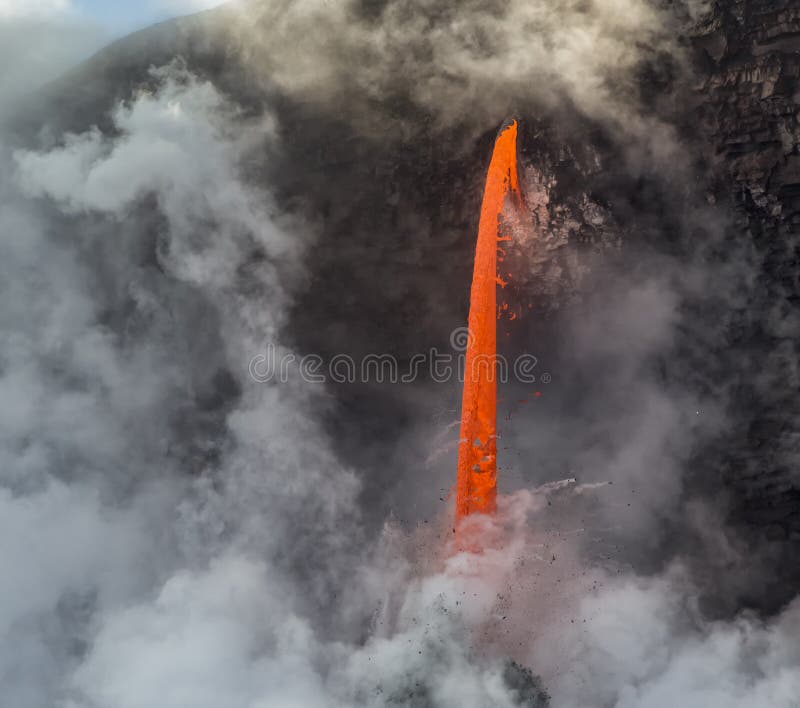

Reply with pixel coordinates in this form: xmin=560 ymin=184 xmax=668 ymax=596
xmin=11 ymin=0 xmax=800 ymax=616
xmin=691 ymin=0 xmax=800 ymax=608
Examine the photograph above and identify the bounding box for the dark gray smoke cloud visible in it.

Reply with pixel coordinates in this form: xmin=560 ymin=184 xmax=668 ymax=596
xmin=2 ymin=1 xmax=800 ymax=707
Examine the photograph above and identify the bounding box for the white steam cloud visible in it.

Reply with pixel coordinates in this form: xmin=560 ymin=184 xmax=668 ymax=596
xmin=231 ymin=0 xmax=691 ymax=167
xmin=1 ymin=64 xmax=539 ymax=708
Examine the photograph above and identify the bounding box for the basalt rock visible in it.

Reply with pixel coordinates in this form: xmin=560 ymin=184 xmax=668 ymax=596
xmin=691 ymin=0 xmax=800 ymax=610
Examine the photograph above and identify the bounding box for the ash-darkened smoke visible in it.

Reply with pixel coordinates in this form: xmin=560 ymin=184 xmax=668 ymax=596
xmin=2 ymin=1 xmax=800 ymax=707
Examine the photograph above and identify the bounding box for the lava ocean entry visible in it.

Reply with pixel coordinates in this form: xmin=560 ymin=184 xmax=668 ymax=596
xmin=5 ymin=2 xmax=800 ymax=707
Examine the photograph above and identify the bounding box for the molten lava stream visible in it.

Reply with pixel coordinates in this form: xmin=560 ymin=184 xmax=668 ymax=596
xmin=456 ymin=120 xmax=520 ymax=523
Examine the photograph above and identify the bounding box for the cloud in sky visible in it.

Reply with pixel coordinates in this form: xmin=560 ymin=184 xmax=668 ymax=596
xmin=0 ymin=0 xmax=71 ymax=18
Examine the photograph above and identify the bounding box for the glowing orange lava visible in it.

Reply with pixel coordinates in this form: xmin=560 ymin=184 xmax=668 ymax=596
xmin=456 ymin=120 xmax=520 ymax=521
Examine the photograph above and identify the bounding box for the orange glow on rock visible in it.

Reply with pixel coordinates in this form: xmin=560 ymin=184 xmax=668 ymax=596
xmin=456 ymin=120 xmax=520 ymax=521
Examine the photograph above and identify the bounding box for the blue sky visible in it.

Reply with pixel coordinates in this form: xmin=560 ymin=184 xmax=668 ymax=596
xmin=74 ymin=1 xmax=172 ymax=32
xmin=73 ymin=0 xmax=224 ymax=35
xmin=0 ymin=0 xmax=227 ymax=35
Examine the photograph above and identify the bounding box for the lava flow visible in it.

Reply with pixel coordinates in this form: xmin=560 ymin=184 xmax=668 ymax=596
xmin=456 ymin=120 xmax=521 ymax=521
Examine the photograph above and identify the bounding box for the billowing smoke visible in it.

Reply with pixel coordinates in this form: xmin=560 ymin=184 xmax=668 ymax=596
xmin=230 ymin=0 xmax=694 ymax=162
xmin=1 ymin=1 xmax=799 ymax=707
xmin=1 ymin=56 xmax=543 ymax=708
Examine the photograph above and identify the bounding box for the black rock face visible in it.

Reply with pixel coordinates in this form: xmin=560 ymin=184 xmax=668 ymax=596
xmin=691 ymin=0 xmax=800 ymax=611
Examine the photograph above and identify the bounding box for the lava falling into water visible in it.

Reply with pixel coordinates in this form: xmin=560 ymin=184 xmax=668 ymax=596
xmin=456 ymin=120 xmax=521 ymax=521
